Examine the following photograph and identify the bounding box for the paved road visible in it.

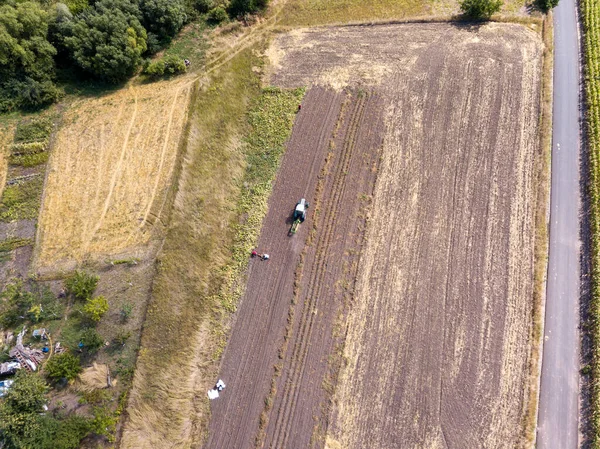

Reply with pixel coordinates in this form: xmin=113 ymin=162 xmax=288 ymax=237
xmin=536 ymin=0 xmax=582 ymax=447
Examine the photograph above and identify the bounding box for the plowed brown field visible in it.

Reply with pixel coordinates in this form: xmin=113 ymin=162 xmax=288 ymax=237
xmin=205 ymin=22 xmax=544 ymax=449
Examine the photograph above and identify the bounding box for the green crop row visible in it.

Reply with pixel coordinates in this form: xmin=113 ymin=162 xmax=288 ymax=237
xmin=9 ymin=151 xmax=49 ymax=168
xmin=582 ymin=0 xmax=600 ymax=444
xmin=9 ymin=141 xmax=47 ymax=156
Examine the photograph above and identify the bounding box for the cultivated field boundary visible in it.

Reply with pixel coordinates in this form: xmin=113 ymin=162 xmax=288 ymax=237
xmin=263 ymin=18 xmax=551 ymax=448
xmin=579 ymin=0 xmax=600 ymax=443
xmin=110 ymin=9 xmax=551 ymax=448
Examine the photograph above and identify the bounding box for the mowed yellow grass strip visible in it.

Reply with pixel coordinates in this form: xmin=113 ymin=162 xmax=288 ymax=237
xmin=0 ymin=124 xmax=13 ymax=198
xmin=269 ymin=23 xmax=544 ymax=448
xmin=35 ymin=79 xmax=192 ymax=270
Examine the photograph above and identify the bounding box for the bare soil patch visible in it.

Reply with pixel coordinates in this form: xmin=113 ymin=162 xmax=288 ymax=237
xmin=34 ymin=78 xmax=193 ymax=272
xmin=206 ymin=22 xmax=544 ymax=449
xmin=204 ymin=87 xmax=384 ymax=449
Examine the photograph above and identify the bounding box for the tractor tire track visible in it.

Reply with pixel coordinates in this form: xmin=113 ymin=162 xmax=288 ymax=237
xmin=268 ymin=91 xmax=369 ymax=449
xmin=203 ymin=87 xmax=345 ymax=449
xmin=140 ymin=85 xmax=186 ymax=228
xmin=86 ymin=87 xmax=138 ymax=251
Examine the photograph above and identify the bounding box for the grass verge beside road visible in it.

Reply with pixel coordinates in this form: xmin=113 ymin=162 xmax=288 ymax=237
xmin=279 ymin=0 xmax=428 ymax=26
xmin=523 ymin=13 xmax=553 ymax=447
xmin=582 ymin=0 xmax=600 ymax=444
xmin=121 ymin=41 xmax=304 ymax=449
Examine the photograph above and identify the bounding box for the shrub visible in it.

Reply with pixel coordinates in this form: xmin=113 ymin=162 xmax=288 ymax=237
xmin=9 ymin=152 xmax=49 ymax=168
xmin=45 ymin=353 xmax=82 ymax=381
xmin=0 ymin=281 xmax=35 ymax=327
xmin=91 ymin=406 xmax=117 ymax=438
xmin=64 ymin=0 xmax=147 ymax=83
xmin=114 ymin=330 xmax=131 ymax=346
xmin=120 ymin=302 xmax=133 ymax=322
xmin=14 ymin=117 xmax=53 ymax=143
xmin=83 ymin=296 xmax=109 ymax=323
xmin=65 ymin=270 xmax=99 ymax=301
xmin=228 ymin=0 xmax=269 ymax=16
xmin=79 ymin=328 xmax=104 ymax=352
xmin=459 ymin=0 xmax=502 ymax=19
xmin=144 ymin=54 xmax=187 ymax=78
xmin=207 ymin=6 xmax=228 ymax=23
xmin=194 ymin=0 xmax=215 ymax=13
xmin=10 ymin=142 xmax=48 ymax=155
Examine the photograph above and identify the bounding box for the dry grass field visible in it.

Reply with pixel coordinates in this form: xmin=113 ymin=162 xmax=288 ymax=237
xmin=0 ymin=124 xmax=13 ymax=199
xmin=262 ymin=22 xmax=544 ymax=448
xmin=34 ymin=79 xmax=193 ymax=272
xmin=278 ymin=0 xmax=532 ymax=26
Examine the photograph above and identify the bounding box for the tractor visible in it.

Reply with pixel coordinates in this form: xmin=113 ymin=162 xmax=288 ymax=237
xmin=289 ymin=198 xmax=309 ymax=235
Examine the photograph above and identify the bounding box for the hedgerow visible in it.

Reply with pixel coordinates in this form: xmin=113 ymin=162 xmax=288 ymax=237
xmin=582 ymin=0 xmax=600 ymax=444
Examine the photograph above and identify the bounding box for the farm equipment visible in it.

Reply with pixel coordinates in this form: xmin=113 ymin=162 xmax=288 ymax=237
xmin=289 ymin=198 xmax=309 ymax=235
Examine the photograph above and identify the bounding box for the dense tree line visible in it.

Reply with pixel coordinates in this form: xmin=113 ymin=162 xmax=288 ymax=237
xmin=0 ymin=0 xmax=269 ymax=112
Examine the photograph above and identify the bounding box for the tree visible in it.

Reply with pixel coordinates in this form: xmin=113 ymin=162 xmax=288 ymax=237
xmin=536 ymin=0 xmax=558 ymax=11
xmin=0 ymin=372 xmax=49 ymax=448
xmin=45 ymin=353 xmax=82 ymax=381
xmin=459 ymin=0 xmax=502 ymax=19
xmin=82 ymin=296 xmax=108 ymax=322
xmin=2 ymin=372 xmax=48 ymax=414
xmin=0 ymin=2 xmax=61 ymax=111
xmin=0 ymin=281 xmax=35 ymax=327
xmin=0 ymin=372 xmax=91 ymax=449
xmin=64 ymin=0 xmax=90 ymax=15
xmin=64 ymin=270 xmax=98 ymax=301
xmin=64 ymin=0 xmax=147 ymax=83
xmin=228 ymin=0 xmax=269 ymax=16
xmin=139 ymin=0 xmax=186 ymax=47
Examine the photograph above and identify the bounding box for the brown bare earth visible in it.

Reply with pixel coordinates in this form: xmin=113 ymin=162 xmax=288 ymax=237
xmin=204 ymin=22 xmax=544 ymax=449
xmin=34 ymin=79 xmax=192 ymax=272
xmin=204 ymin=86 xmax=384 ymax=449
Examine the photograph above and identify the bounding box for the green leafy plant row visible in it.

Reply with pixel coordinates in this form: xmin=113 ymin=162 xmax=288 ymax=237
xmin=9 ymin=141 xmax=47 ymax=156
xmin=0 ymin=177 xmax=43 ymax=222
xmin=582 ymin=0 xmax=600 ymax=444
xmin=215 ymin=86 xmax=305 ymax=314
xmin=9 ymin=152 xmax=49 ymax=168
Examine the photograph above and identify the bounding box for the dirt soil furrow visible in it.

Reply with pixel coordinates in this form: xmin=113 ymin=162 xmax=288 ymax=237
xmin=203 ymin=87 xmax=344 ymax=449
xmin=267 ymin=90 xmax=377 ymax=449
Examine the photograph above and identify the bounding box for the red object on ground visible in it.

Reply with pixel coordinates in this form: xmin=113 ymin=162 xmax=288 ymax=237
xmin=251 ymin=250 xmax=258 ymax=258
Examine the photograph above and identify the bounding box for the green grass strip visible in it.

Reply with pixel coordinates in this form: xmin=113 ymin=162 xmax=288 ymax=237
xmin=0 ymin=237 xmax=33 ymax=253
xmin=217 ymin=86 xmax=305 ymax=313
xmin=0 ymin=177 xmax=43 ymax=222
xmin=9 ymin=151 xmax=49 ymax=167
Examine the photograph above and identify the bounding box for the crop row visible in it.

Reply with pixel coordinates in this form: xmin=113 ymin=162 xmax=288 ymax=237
xmin=582 ymin=0 xmax=600 ymax=445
